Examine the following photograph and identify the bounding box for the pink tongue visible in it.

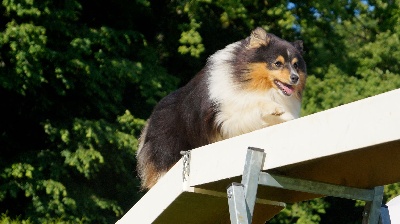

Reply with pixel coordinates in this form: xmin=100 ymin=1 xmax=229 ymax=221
xmin=281 ymin=85 xmax=293 ymax=95
xmin=278 ymin=82 xmax=293 ymax=95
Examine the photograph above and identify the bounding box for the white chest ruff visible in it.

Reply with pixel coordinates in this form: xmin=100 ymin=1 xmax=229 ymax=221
xmin=207 ymin=44 xmax=301 ymax=139
xmin=213 ymin=89 xmax=301 ymax=139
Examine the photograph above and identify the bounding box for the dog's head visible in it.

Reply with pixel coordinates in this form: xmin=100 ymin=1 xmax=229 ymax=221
xmin=240 ymin=27 xmax=307 ymax=99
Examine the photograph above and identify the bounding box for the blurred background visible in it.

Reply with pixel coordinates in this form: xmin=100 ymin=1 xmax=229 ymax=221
xmin=1 ymin=0 xmax=400 ymax=223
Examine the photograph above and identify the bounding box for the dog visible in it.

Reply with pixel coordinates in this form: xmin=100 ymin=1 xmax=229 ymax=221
xmin=137 ymin=27 xmax=307 ymax=190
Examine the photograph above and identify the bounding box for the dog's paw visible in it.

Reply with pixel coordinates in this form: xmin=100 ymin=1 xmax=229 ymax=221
xmin=261 ymin=102 xmax=285 ymax=117
xmin=261 ymin=103 xmax=286 ymax=126
xmin=271 ymin=106 xmax=285 ymax=116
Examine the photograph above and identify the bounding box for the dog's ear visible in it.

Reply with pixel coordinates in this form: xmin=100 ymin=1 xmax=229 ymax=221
xmin=292 ymin=40 xmax=304 ymax=54
xmin=247 ymin=27 xmax=270 ymax=49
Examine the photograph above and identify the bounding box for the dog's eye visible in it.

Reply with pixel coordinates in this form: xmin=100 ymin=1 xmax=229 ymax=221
xmin=293 ymin=62 xmax=299 ymax=69
xmin=274 ymin=61 xmax=283 ymax=68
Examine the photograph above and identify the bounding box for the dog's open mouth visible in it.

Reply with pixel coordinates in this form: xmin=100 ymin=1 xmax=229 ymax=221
xmin=274 ymin=80 xmax=294 ymax=96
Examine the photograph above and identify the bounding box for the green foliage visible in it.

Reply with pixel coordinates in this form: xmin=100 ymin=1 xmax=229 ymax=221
xmin=385 ymin=183 xmax=400 ymax=202
xmin=0 ymin=213 xmax=32 ymax=224
xmin=0 ymin=111 xmax=144 ymax=223
xmin=1 ymin=0 xmax=400 ymax=223
xmin=0 ymin=21 xmax=46 ymax=94
xmin=0 ymin=0 xmax=168 ymax=222
xmin=270 ymin=199 xmax=328 ymax=224
xmin=178 ymin=20 xmax=205 ymax=58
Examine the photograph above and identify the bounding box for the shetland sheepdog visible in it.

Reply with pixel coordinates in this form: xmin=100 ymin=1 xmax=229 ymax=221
xmin=137 ymin=27 xmax=307 ymax=189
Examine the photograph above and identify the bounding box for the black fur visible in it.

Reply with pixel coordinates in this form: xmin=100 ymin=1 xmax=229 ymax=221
xmin=137 ymin=69 xmax=218 ymax=183
xmin=137 ymin=27 xmax=306 ymax=189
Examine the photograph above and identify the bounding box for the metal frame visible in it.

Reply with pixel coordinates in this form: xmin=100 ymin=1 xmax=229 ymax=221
xmin=227 ymin=147 xmax=391 ymax=224
xmin=227 ymin=183 xmax=250 ymax=224
xmin=379 ymin=205 xmax=390 ymax=224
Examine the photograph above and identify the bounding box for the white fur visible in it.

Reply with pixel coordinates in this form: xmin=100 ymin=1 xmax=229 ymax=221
xmin=207 ymin=42 xmax=301 ymax=139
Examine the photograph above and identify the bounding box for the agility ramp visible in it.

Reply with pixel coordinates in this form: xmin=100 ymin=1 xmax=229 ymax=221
xmin=117 ymin=88 xmax=400 ymax=224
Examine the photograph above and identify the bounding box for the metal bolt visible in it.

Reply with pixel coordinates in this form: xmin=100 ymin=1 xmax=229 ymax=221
xmin=227 ymin=189 xmax=233 ymax=198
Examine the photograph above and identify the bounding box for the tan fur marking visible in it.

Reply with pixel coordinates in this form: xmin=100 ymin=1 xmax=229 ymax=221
xmin=247 ymin=27 xmax=270 ymax=49
xmin=246 ymin=63 xmax=273 ymax=91
xmin=290 ymin=58 xmax=305 ymax=99
xmin=276 ymin=56 xmax=285 ymax=65
xmin=280 ymin=68 xmax=291 ymax=83
xmin=295 ymin=71 xmax=306 ymax=99
xmin=140 ymin=162 xmax=164 ymax=190
xmin=246 ymin=63 xmax=292 ymax=92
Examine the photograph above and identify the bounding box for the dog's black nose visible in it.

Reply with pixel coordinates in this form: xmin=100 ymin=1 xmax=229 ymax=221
xmin=290 ymin=73 xmax=299 ymax=84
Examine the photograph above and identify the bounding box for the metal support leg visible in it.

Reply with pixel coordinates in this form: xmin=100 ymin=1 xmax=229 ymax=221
xmin=227 ymin=183 xmax=249 ymax=224
xmin=362 ymin=186 xmax=384 ymax=224
xmin=258 ymin=173 xmax=376 ymax=201
xmin=228 ymin=146 xmax=386 ymax=224
xmin=227 ymin=147 xmax=265 ymax=224
xmin=241 ymin=147 xmax=265 ymax=218
xmin=379 ymin=205 xmax=391 ymax=224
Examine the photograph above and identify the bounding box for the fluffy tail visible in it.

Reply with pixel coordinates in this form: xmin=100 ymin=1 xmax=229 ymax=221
xmin=136 ymin=153 xmax=165 ymax=190
xmin=136 ymin=121 xmax=168 ymax=190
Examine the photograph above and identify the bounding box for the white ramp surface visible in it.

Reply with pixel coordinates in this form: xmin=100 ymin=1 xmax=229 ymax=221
xmin=118 ymin=88 xmax=400 ymax=224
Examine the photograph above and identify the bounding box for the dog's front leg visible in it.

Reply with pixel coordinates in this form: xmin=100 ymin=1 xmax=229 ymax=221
xmin=261 ymin=101 xmax=287 ymax=125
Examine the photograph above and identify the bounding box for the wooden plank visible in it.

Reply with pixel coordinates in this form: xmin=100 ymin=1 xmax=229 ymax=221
xmin=189 ymin=89 xmax=400 ymax=196
xmin=117 ymin=158 xmax=185 ymax=223
xmin=118 ymin=88 xmax=400 ymax=223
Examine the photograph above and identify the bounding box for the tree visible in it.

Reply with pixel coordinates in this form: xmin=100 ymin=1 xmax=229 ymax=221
xmin=0 ymin=0 xmax=176 ymax=223
xmin=1 ymin=0 xmax=399 ymax=223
